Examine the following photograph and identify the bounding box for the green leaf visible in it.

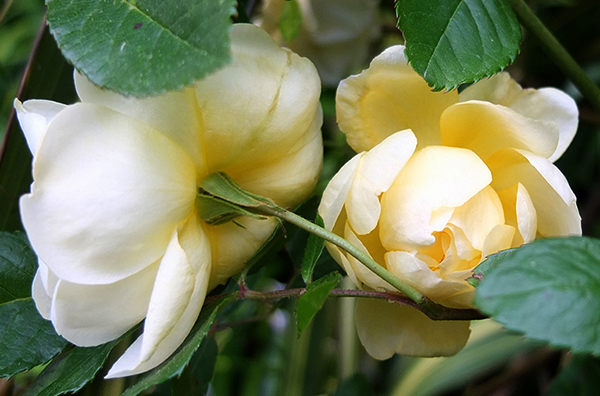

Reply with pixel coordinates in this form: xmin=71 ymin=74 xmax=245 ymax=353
xmin=120 ymin=295 xmax=234 ymax=396
xmin=468 ymin=247 xmax=518 ymax=287
xmin=301 ymin=214 xmax=325 ymax=284
xmin=190 ymin=337 xmax=218 ymax=396
xmin=0 ymin=231 xmax=37 ymax=304
xmin=21 ymin=341 xmax=118 ymax=396
xmin=45 ymin=0 xmax=236 ymax=97
xmin=0 ymin=299 xmax=68 ymax=378
xmin=296 ymin=272 xmax=341 ymax=337
xmin=547 ymin=355 xmax=600 ymax=396
xmin=474 ymin=237 xmax=600 ymax=356
xmin=396 ymin=0 xmax=521 ymax=91
xmin=279 ymin=0 xmax=302 ymax=42
xmin=331 ymin=373 xmax=373 ymax=396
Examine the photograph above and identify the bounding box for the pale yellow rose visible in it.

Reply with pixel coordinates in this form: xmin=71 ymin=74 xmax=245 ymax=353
xmin=255 ymin=0 xmax=380 ymax=86
xmin=15 ymin=24 xmax=322 ymax=377
xmin=319 ymin=45 xmax=581 ymax=359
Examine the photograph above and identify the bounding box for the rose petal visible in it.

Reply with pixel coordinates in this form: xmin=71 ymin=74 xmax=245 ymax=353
xmin=206 ymin=216 xmax=279 ymax=290
xmin=460 ymin=73 xmax=578 ymax=162
xmin=336 ymin=45 xmax=458 ymax=152
xmin=74 ymin=73 xmax=206 ymax=175
xmin=355 ymin=298 xmax=471 ymax=359
xmin=487 ymin=148 xmax=581 ymax=237
xmin=346 ymin=130 xmax=417 ymax=235
xmin=20 ymin=104 xmax=197 ymax=284
xmin=385 ymin=251 xmax=474 ymax=309
xmin=496 ymin=183 xmax=537 ymax=246
xmin=440 ymin=101 xmax=559 ymax=160
xmin=14 ymin=99 xmax=66 ymax=155
xmin=481 ymin=224 xmax=515 ymax=259
xmin=380 ymin=146 xmax=492 ymax=250
xmin=225 ymin=109 xmax=323 ymax=209
xmin=49 ymin=262 xmax=158 ymax=346
xmin=318 ymin=153 xmax=362 ymax=231
xmin=197 ymin=24 xmax=321 ymax=172
xmin=106 ymin=217 xmax=211 ymax=378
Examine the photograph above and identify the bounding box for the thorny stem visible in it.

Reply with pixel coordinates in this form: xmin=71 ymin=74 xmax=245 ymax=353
xmin=510 ymin=0 xmax=600 ymax=111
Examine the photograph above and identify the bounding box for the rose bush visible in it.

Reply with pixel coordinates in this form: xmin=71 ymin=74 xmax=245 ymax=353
xmin=255 ymin=0 xmax=380 ymax=86
xmin=15 ymin=24 xmax=322 ymax=377
xmin=318 ymin=45 xmax=581 ymax=359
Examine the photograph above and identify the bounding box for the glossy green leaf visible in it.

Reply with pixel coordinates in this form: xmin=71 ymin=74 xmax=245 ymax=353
xmin=0 ymin=299 xmax=68 ymax=378
xmin=280 ymin=0 xmax=302 ymax=42
xmin=121 ymin=296 xmax=234 ymax=396
xmin=301 ymin=214 xmax=325 ymax=284
xmin=0 ymin=231 xmax=36 ymax=304
xmin=475 ymin=237 xmax=600 ymax=355
xmin=21 ymin=341 xmax=118 ymax=396
xmin=547 ymin=355 xmax=600 ymax=396
xmin=45 ymin=0 xmax=236 ymax=97
xmin=396 ymin=0 xmax=521 ymax=91
xmin=296 ymin=272 xmax=341 ymax=337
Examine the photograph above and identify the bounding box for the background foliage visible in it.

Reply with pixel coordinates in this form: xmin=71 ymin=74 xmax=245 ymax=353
xmin=2 ymin=0 xmax=600 ymax=395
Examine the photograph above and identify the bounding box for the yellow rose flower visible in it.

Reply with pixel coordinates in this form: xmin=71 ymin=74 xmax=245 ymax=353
xmin=15 ymin=24 xmax=322 ymax=377
xmin=318 ymin=45 xmax=581 ymax=359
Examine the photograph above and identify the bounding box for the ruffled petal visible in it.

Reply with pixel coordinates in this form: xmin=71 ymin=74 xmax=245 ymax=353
xmin=460 ymin=72 xmax=578 ymax=162
xmin=336 ymin=45 xmax=458 ymax=152
xmin=440 ymin=101 xmax=559 ymax=160
xmin=74 ymin=73 xmax=206 ymax=174
xmin=106 ymin=217 xmax=211 ymax=378
xmin=385 ymin=251 xmax=474 ymax=309
xmin=14 ymin=99 xmax=66 ymax=155
xmin=487 ymin=148 xmax=581 ymax=237
xmin=206 ymin=216 xmax=279 ymax=290
xmin=197 ymin=24 xmax=321 ymax=172
xmin=20 ymin=104 xmax=197 ymax=284
xmin=346 ymin=130 xmax=417 ymax=235
xmin=49 ymin=262 xmax=158 ymax=346
xmin=380 ymin=146 xmax=492 ymax=250
xmin=355 ymin=298 xmax=471 ymax=359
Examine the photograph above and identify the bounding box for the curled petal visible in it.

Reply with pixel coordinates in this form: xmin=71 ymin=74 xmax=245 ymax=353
xmin=346 ymin=130 xmax=417 ymax=235
xmin=488 ymin=148 xmax=581 ymax=237
xmin=336 ymin=45 xmax=458 ymax=152
xmin=318 ymin=154 xmax=362 ymax=231
xmin=440 ymin=101 xmax=559 ymax=160
xmin=106 ymin=217 xmax=211 ymax=378
xmin=496 ymin=183 xmax=537 ymax=246
xmin=197 ymin=24 xmax=321 ymax=172
xmin=344 ymin=224 xmax=393 ymax=291
xmin=355 ymin=298 xmax=471 ymax=359
xmin=14 ymin=99 xmax=66 ymax=155
xmin=380 ymin=146 xmax=492 ymax=250
xmin=460 ymin=73 xmax=578 ymax=162
xmin=20 ymin=104 xmax=197 ymax=284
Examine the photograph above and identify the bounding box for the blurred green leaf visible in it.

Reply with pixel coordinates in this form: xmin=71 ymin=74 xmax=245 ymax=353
xmin=121 ymin=295 xmax=234 ymax=396
xmin=279 ymin=0 xmax=302 ymax=42
xmin=21 ymin=341 xmax=118 ymax=396
xmin=301 ymin=214 xmax=325 ymax=284
xmin=547 ymin=355 xmax=600 ymax=396
xmin=296 ymin=271 xmax=341 ymax=337
xmin=331 ymin=373 xmax=373 ymax=396
xmin=396 ymin=0 xmax=521 ymax=90
xmin=475 ymin=237 xmax=600 ymax=355
xmin=45 ymin=0 xmax=236 ymax=97
xmin=0 ymin=231 xmax=36 ymax=304
xmin=0 ymin=299 xmax=68 ymax=378
xmin=190 ymin=337 xmax=218 ymax=396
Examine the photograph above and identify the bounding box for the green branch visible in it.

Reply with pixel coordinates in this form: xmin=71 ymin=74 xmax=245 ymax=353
xmin=510 ymin=0 xmax=600 ymax=111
